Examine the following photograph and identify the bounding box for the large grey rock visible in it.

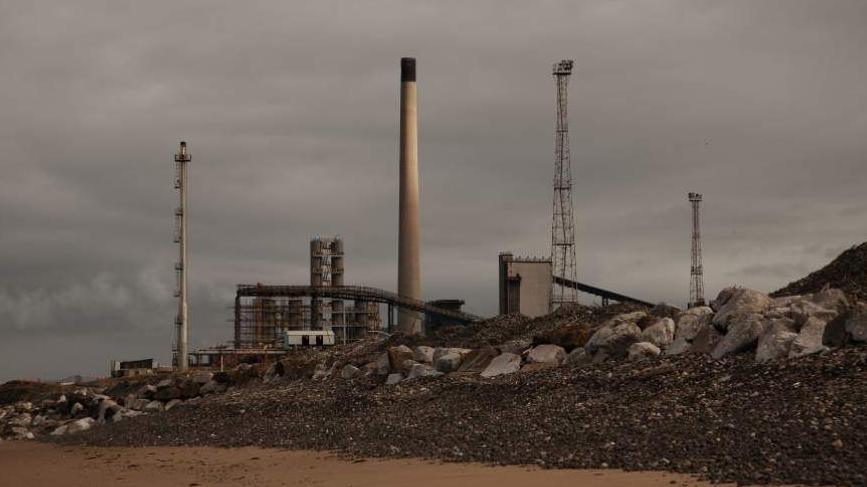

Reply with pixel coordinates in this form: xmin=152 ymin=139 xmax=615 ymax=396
xmin=526 ymin=344 xmax=567 ymax=365
xmin=434 ymin=352 xmax=464 ymax=373
xmin=340 ymin=364 xmax=361 ymax=379
xmin=480 ymin=353 xmax=521 ymax=378
xmin=711 ymin=313 xmax=764 ymax=359
xmin=845 ymin=311 xmax=867 ymax=342
xmin=457 ymin=346 xmax=499 ymax=373
xmin=112 ymin=408 xmax=142 ymax=423
xmin=585 ymin=322 xmax=642 ymax=357
xmin=144 ymin=400 xmax=164 ymax=413
xmin=565 ymin=347 xmax=590 ymax=365
xmin=432 ymin=347 xmax=472 ymax=364
xmin=413 ymin=346 xmax=435 ymax=364
xmin=712 ymin=287 xmax=773 ymax=331
xmin=50 ymin=424 xmax=69 ymax=436
xmin=388 ymin=345 xmax=415 ymax=372
xmin=756 ymin=317 xmax=798 ymax=362
xmin=97 ymin=399 xmax=121 ymax=423
xmin=789 ymin=316 xmax=830 ymax=358
xmin=667 ymin=306 xmax=714 ymax=355
xmin=66 ymin=417 xmax=96 ymax=434
xmin=628 ymin=342 xmax=661 ymax=360
xmin=385 ymin=373 xmax=404 ymax=385
xmin=406 ymin=363 xmax=444 ymax=380
xmin=640 ymin=318 xmax=675 ymax=349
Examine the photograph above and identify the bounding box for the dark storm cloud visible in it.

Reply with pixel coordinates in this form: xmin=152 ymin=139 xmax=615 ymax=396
xmin=1 ymin=1 xmax=866 ymax=380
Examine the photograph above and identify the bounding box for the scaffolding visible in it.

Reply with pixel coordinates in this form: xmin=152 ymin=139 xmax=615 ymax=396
xmin=231 ymin=236 xmax=381 ymax=349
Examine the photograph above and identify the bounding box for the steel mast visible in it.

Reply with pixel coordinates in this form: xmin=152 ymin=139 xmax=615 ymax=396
xmin=550 ymin=60 xmax=578 ymax=309
xmin=174 ymin=141 xmax=190 ymax=371
xmin=688 ymin=192 xmax=705 ymax=308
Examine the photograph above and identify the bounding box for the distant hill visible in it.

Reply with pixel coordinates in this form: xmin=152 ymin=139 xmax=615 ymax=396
xmin=772 ymin=242 xmax=867 ymax=301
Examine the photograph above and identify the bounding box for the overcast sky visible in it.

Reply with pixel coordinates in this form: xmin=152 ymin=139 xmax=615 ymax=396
xmin=2 ymin=1 xmax=866 ymax=381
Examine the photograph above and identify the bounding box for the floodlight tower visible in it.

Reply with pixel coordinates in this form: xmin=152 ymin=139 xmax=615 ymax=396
xmin=688 ymin=192 xmax=705 ymax=308
xmin=174 ymin=141 xmax=190 ymax=371
xmin=550 ymin=59 xmax=578 ymax=309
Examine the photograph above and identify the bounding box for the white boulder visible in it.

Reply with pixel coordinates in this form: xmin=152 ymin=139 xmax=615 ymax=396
xmin=434 ymin=352 xmax=464 ymax=373
xmin=712 ymin=287 xmax=773 ymax=331
xmin=585 ymin=321 xmax=642 ymax=357
xmin=413 ymin=346 xmax=435 ymax=364
xmin=755 ymin=317 xmax=798 ymax=362
xmin=640 ymin=318 xmax=675 ymax=349
xmin=406 ymin=363 xmax=444 ymax=380
xmin=667 ymin=306 xmax=714 ymax=355
xmin=789 ymin=316 xmax=830 ymax=358
xmin=144 ymin=400 xmax=164 ymax=413
xmin=711 ymin=313 xmax=764 ymax=359
xmin=526 ymin=344 xmax=567 ymax=365
xmin=480 ymin=353 xmax=522 ymax=378
xmin=628 ymin=342 xmax=661 ymax=360
xmin=66 ymin=417 xmax=96 ymax=434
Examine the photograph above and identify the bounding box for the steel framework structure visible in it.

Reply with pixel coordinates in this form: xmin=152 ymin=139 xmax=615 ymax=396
xmin=235 ymin=284 xmax=481 ymax=325
xmin=550 ymin=59 xmax=578 ymax=309
xmin=688 ymin=192 xmax=705 ymax=308
xmin=173 ymin=141 xmax=190 ymax=371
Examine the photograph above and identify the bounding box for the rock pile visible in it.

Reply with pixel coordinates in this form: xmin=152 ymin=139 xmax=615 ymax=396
xmin=577 ymin=286 xmax=862 ymax=364
xmin=63 ymin=346 xmax=867 ymax=487
xmin=773 ymin=242 xmax=867 ymax=301
xmin=0 ymin=368 xmax=254 ymax=441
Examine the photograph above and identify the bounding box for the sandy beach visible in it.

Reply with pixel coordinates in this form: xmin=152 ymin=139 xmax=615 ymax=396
xmin=0 ymin=442 xmax=718 ymax=487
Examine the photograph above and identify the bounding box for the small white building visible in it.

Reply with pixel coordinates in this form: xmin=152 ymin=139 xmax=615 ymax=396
xmin=282 ymin=329 xmax=336 ymax=348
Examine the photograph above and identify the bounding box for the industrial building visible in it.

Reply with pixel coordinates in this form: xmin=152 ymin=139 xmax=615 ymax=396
xmin=232 ymin=236 xmax=381 ymax=349
xmin=498 ymin=253 xmax=553 ymax=317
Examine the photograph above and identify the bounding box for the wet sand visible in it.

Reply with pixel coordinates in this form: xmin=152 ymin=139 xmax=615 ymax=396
xmin=0 ymin=441 xmax=720 ymax=487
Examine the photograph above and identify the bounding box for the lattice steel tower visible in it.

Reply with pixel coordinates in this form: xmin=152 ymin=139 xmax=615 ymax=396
xmin=688 ymin=192 xmax=705 ymax=308
xmin=173 ymin=141 xmax=190 ymax=371
xmin=550 ymin=60 xmax=578 ymax=309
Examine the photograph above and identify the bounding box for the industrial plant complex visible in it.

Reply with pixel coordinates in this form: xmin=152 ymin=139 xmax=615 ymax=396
xmin=161 ymin=57 xmax=700 ymax=372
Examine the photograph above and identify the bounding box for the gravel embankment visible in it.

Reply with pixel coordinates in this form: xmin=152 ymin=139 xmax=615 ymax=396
xmin=62 ymin=346 xmax=867 ymax=486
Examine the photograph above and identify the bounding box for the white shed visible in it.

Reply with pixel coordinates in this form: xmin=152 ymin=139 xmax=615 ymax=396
xmin=282 ymin=330 xmax=336 ymax=348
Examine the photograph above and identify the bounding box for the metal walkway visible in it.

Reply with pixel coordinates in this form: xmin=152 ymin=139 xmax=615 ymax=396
xmin=552 ymin=276 xmax=654 ymax=307
xmin=236 ymin=284 xmax=484 ymax=324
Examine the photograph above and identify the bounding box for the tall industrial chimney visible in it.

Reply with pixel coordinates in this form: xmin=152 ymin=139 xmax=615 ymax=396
xmin=398 ymin=57 xmax=422 ymax=334
xmin=174 ymin=141 xmax=190 ymax=371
